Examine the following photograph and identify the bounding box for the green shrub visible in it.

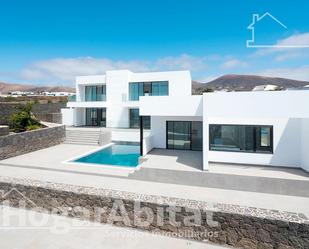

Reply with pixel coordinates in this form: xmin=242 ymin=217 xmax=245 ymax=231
xmin=3 ymin=96 xmax=16 ymax=102
xmin=9 ymin=102 xmax=41 ymax=132
xmin=26 ymin=124 xmax=41 ymax=131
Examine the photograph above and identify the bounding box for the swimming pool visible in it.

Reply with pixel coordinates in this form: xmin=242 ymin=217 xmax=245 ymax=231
xmin=74 ymin=143 xmax=140 ymax=167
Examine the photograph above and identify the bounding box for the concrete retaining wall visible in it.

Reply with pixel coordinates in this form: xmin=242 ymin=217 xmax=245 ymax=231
xmin=0 ymin=177 xmax=307 ymax=249
xmin=0 ymin=125 xmax=65 ymax=160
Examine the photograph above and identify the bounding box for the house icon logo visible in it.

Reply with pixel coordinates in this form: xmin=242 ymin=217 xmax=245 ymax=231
xmin=247 ymin=12 xmax=288 ymax=48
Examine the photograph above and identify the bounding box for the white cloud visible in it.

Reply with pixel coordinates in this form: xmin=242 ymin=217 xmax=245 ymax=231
xmin=20 ymin=57 xmax=150 ymax=83
xmin=196 ymin=75 xmax=219 ymax=83
xmin=255 ymin=65 xmax=309 ymax=81
xmin=221 ymin=59 xmax=248 ymax=69
xmin=254 ymin=33 xmax=309 ymax=61
xmin=277 ymin=33 xmax=309 ymax=47
xmin=155 ymin=54 xmax=207 ymax=71
xmin=19 ymin=54 xmax=208 ymax=84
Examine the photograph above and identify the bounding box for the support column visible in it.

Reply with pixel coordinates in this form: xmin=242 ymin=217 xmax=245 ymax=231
xmin=203 ymin=117 xmax=209 ymax=170
xmin=140 ymin=116 xmax=143 ymax=156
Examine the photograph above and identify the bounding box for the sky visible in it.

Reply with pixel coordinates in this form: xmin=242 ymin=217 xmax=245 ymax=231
xmin=0 ymin=0 xmax=308 ymax=86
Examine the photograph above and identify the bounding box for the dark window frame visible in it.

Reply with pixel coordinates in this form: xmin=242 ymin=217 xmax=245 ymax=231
xmin=209 ymin=124 xmax=273 ymax=154
xmin=128 ymin=81 xmax=169 ymax=101
xmin=166 ymin=121 xmax=203 ymax=151
xmin=85 ymin=108 xmax=106 ymax=127
xmin=129 ymin=108 xmax=140 ymax=128
xmin=85 ymin=85 xmax=106 ymax=102
xmin=129 ymin=108 xmax=151 ymax=129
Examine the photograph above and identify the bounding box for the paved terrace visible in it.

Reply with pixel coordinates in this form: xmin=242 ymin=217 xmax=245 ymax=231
xmin=0 ymin=144 xmax=308 ymax=218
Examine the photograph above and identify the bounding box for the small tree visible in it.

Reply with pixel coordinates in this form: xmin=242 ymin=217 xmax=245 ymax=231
xmin=9 ymin=102 xmax=41 ymax=132
xmin=202 ymin=87 xmax=214 ymax=93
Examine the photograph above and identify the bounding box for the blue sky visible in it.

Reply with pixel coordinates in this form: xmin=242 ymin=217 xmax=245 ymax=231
xmin=0 ymin=0 xmax=308 ymax=85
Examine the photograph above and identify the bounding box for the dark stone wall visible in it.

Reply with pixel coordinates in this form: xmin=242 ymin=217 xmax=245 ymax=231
xmin=0 ymin=102 xmax=65 ymax=125
xmin=0 ymin=125 xmax=65 ymax=160
xmin=0 ymin=180 xmax=307 ymax=249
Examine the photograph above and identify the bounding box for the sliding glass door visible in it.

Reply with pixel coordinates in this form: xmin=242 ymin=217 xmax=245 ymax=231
xmin=191 ymin=121 xmax=203 ymax=151
xmin=167 ymin=121 xmax=202 ymax=151
xmin=129 ymin=109 xmax=140 ymax=128
xmin=85 ymin=108 xmax=106 ymax=127
xmin=129 ymin=109 xmax=151 ymax=129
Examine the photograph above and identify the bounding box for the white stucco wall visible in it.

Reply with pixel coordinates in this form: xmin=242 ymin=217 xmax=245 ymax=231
xmin=143 ymin=135 xmax=154 ymax=156
xmin=61 ymin=108 xmax=74 ymax=126
xmin=204 ymin=91 xmax=309 ymax=118
xmin=74 ymin=108 xmax=85 ymax=126
xmin=140 ymin=96 xmax=202 ymax=117
xmin=301 ymin=118 xmax=309 ymax=172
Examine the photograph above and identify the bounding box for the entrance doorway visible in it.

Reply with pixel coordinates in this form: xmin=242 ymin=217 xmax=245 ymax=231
xmin=85 ymin=108 xmax=106 ymax=127
xmin=166 ymin=121 xmax=203 ymax=151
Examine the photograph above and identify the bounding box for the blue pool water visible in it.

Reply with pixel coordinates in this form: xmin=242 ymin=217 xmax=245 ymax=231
xmin=74 ymin=143 xmax=140 ymax=167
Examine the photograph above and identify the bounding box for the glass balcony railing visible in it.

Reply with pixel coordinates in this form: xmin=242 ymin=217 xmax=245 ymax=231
xmin=68 ymin=95 xmax=76 ymax=102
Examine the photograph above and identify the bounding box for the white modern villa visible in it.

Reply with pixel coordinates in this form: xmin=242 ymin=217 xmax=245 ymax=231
xmin=62 ymin=70 xmax=309 ymax=172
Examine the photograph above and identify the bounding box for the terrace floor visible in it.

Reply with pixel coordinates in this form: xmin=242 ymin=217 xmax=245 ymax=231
xmin=0 ymin=144 xmax=308 ymax=217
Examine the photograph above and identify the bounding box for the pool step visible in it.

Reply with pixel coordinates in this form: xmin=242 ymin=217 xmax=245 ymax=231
xmin=65 ymin=130 xmax=101 ymax=145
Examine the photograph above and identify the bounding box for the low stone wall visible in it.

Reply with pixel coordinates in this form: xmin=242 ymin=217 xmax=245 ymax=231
xmin=0 ymin=176 xmax=307 ymax=249
xmin=0 ymin=126 xmax=9 ymax=136
xmin=0 ymin=125 xmax=65 ymax=160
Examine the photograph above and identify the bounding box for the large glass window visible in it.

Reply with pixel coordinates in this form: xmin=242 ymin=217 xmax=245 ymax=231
xmin=129 ymin=83 xmax=139 ymax=101
xmin=129 ymin=109 xmax=140 ymax=128
xmin=85 ymin=85 xmax=106 ymax=101
xmin=167 ymin=121 xmax=203 ymax=151
xmin=209 ymin=125 xmax=273 ymax=153
xmin=191 ymin=121 xmax=203 ymax=151
xmin=129 ymin=109 xmax=150 ymax=129
xmin=85 ymin=108 xmax=106 ymax=127
xmin=129 ymin=81 xmax=169 ymax=100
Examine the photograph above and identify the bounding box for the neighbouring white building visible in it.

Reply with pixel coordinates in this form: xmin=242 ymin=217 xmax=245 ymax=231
xmin=252 ymin=84 xmax=280 ymax=91
xmin=62 ymin=70 xmax=309 ymax=172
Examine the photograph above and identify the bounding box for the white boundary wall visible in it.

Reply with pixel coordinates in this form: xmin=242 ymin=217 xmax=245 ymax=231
xmin=61 ymin=108 xmax=74 ymax=126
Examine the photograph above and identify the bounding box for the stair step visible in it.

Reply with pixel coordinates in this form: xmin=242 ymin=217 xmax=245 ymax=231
xmin=65 ymin=129 xmax=100 ymax=146
xmin=64 ymin=142 xmax=99 ymax=145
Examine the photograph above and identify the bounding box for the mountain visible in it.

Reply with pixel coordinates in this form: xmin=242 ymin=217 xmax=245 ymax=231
xmin=192 ymin=75 xmax=309 ymax=93
xmin=0 ymin=82 xmax=75 ymax=94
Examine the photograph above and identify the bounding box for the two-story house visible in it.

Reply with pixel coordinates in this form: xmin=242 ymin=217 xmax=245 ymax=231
xmin=62 ymin=70 xmax=309 ymax=172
